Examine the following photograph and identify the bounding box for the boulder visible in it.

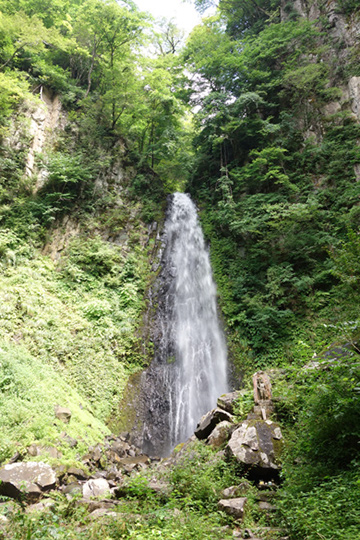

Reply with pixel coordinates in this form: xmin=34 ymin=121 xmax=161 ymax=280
xmin=55 ymin=406 xmax=72 ymax=424
xmin=89 ymin=508 xmax=117 ymax=520
xmin=258 ymin=501 xmax=276 ymax=512
xmin=82 ymin=478 xmax=110 ymax=500
xmin=66 ymin=467 xmax=88 ymax=480
xmin=195 ymin=408 xmax=234 ymax=440
xmin=222 ymin=482 xmax=251 ymax=499
xmin=27 ymin=445 xmax=61 ymax=459
xmin=207 ymin=421 xmax=233 ymax=448
xmin=226 ymin=419 xmax=282 ymax=472
xmin=110 ymin=441 xmax=130 ymax=457
xmin=26 ymin=500 xmax=54 ymax=513
xmin=217 ymin=391 xmax=242 ymax=414
xmin=218 ymin=497 xmax=247 ymax=520
xmin=62 ymin=482 xmax=82 ymax=496
xmin=0 ymin=462 xmax=56 ymax=502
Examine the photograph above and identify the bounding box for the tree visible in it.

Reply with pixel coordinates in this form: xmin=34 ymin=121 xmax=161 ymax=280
xmin=154 ymin=19 xmax=185 ymax=56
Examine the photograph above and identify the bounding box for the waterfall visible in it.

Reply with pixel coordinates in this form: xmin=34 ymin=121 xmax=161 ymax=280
xmin=142 ymin=193 xmax=228 ymax=456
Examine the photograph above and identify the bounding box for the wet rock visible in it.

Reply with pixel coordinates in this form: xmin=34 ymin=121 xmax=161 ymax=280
xmin=208 ymin=421 xmax=233 ymax=448
xmin=0 ymin=462 xmax=56 ymax=502
xmin=55 ymin=406 xmax=72 ymax=424
xmin=195 ymin=408 xmax=234 ymax=440
xmin=83 ymin=478 xmax=110 ymax=500
xmin=226 ymin=420 xmax=282 ymax=472
xmin=218 ymin=497 xmax=247 ymax=520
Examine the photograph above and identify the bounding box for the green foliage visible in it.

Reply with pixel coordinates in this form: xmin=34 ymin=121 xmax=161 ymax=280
xmin=3 ymin=495 xmax=233 ymax=540
xmin=0 ymin=230 xmax=150 ymax=439
xmin=330 ymin=228 xmax=360 ymax=288
xmin=280 ymin=471 xmax=360 ymax=540
xmin=0 ymin=0 xmax=193 ymax=184
xmin=0 ymin=72 xmax=32 ymax=128
xmin=185 ymin=8 xmax=360 ymax=536
xmin=169 ymin=441 xmax=240 ymax=511
xmin=274 ymin=352 xmax=360 ymax=539
xmin=336 ymin=0 xmax=360 ymax=14
xmin=0 ymin=340 xmax=108 ymax=462
xmin=185 ymin=7 xmax=360 ymax=358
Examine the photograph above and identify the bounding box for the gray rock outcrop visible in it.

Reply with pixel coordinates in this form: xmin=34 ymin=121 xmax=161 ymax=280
xmin=226 ymin=419 xmax=282 ymax=471
xmin=55 ymin=406 xmax=72 ymax=424
xmin=217 ymin=391 xmax=241 ymax=414
xmin=195 ymin=408 xmax=233 ymax=440
xmin=207 ymin=420 xmax=233 ymax=448
xmin=0 ymin=462 xmax=56 ymax=501
xmin=218 ymin=497 xmax=247 ymax=520
xmin=82 ymin=478 xmax=110 ymax=500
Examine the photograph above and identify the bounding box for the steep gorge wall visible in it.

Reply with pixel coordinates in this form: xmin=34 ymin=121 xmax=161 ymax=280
xmin=0 ymin=85 xmax=166 ymax=454
xmin=281 ymin=0 xmax=360 ymax=177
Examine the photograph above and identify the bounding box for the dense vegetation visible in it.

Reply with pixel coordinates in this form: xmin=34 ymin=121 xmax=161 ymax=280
xmin=0 ymin=0 xmax=359 ymax=539
xmin=186 ymin=1 xmax=360 ymax=361
xmin=184 ymin=1 xmax=360 ymax=539
xmin=0 ymin=0 xmax=193 ymax=454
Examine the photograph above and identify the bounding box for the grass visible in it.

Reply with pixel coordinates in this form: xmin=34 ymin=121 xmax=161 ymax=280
xmin=0 ymin=227 xmax=152 ymax=463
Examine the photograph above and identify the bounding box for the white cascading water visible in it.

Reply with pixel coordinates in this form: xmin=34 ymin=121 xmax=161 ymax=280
xmin=167 ymin=192 xmax=228 ymax=445
xmin=142 ymin=193 xmax=228 ymax=456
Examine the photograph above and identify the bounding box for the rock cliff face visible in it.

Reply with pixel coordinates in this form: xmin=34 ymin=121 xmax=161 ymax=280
xmin=7 ymin=86 xmax=145 ymax=262
xmin=282 ymin=0 xmax=360 ymax=110
xmin=25 ymin=88 xmax=66 ymax=187
xmin=281 ymin=0 xmax=360 ymax=179
xmin=282 ymin=0 xmax=360 ymax=47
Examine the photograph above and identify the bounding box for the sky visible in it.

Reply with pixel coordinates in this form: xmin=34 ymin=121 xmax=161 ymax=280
xmin=134 ymin=0 xmax=212 ymax=35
